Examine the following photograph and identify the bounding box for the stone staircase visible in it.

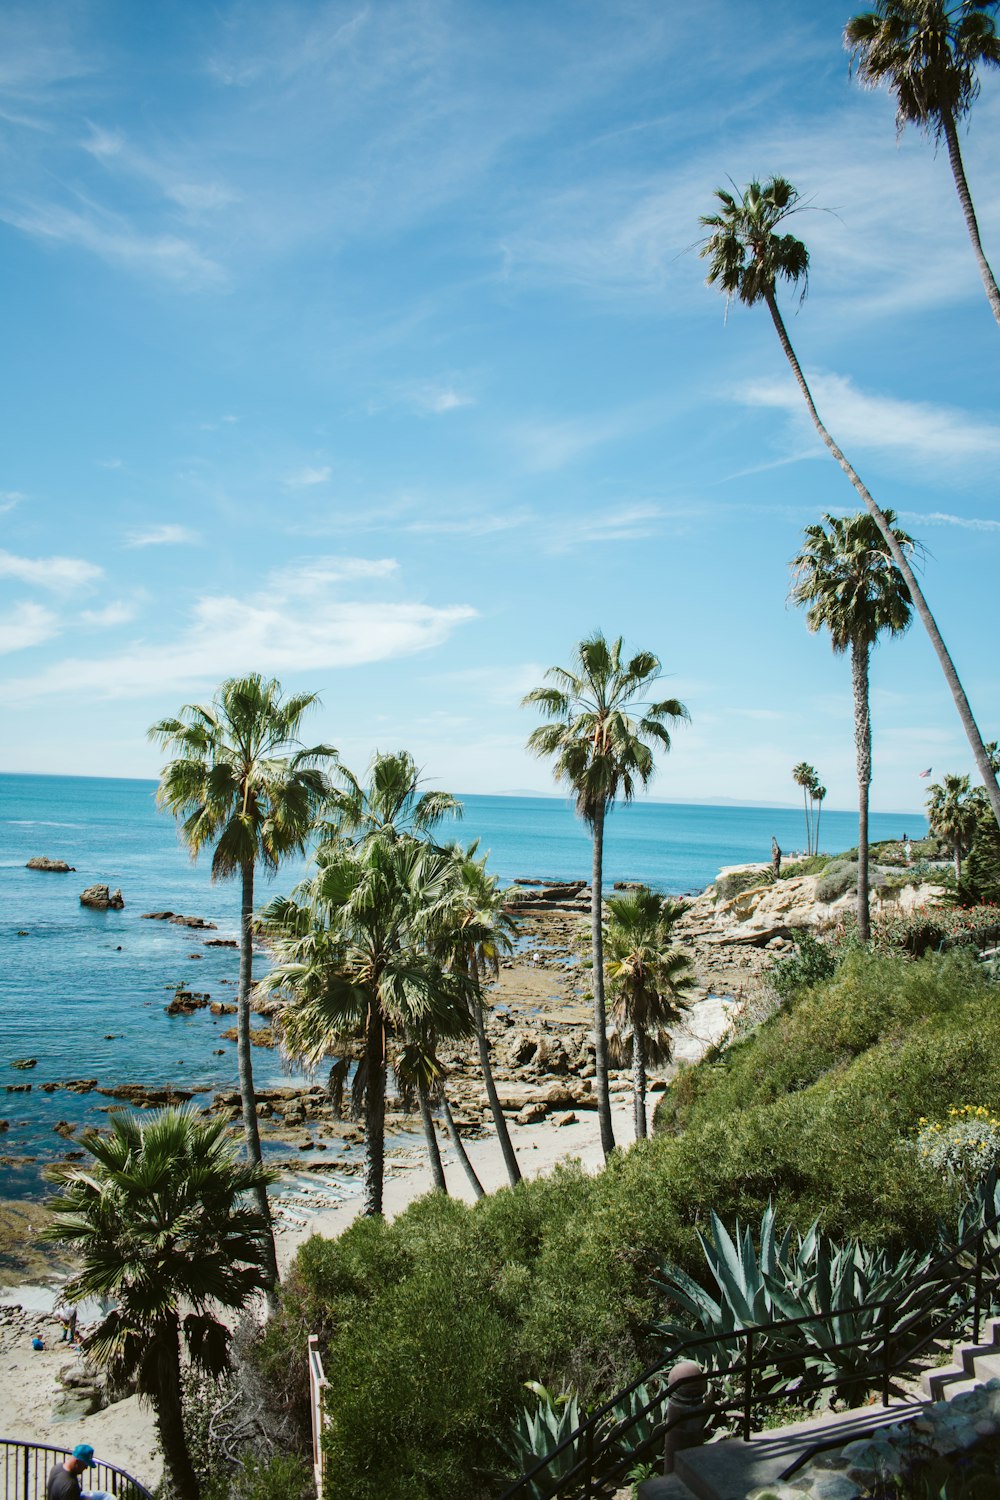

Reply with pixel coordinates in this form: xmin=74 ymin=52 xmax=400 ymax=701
xmin=923 ymin=1313 xmax=1000 ymax=1401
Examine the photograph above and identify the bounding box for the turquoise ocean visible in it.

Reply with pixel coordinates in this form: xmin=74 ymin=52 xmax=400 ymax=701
xmin=1 ymin=773 xmax=925 ymax=1200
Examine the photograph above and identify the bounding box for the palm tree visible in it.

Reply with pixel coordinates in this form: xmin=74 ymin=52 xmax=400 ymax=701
xmin=319 ymin=749 xmax=463 ymax=1183
xmin=792 ymin=762 xmax=819 ymax=854
xmin=523 ymin=633 xmax=688 ymax=1158
xmin=791 ymin=512 xmax=914 ymax=941
xmin=435 ymin=843 xmax=520 ymax=1188
xmin=846 ymin=0 xmax=1000 ymax=327
xmin=44 ymin=1108 xmax=275 ymax=1500
xmin=926 ymin=771 xmax=980 ymax=880
xmin=701 ymin=177 xmax=1000 ymax=835
xmin=149 ymin=675 xmax=335 ymax=1300
xmin=259 ymin=835 xmax=474 ymax=1216
xmin=603 ymin=889 xmax=695 ymax=1140
xmin=812 ymin=783 xmax=828 ymax=856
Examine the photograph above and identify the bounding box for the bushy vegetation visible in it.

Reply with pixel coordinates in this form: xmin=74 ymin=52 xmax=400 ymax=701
xmin=255 ymin=948 xmax=1000 ymax=1499
xmin=715 ymin=867 xmax=774 ymax=902
xmin=814 ymin=858 xmax=858 ymax=903
xmin=838 ymin=902 xmax=1000 ymax=957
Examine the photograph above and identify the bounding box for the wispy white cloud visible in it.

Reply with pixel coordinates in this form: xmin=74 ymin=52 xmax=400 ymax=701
xmin=96 ymin=457 xmax=122 ymax=469
xmin=0 ymin=602 xmax=60 ymax=654
xmin=0 ymin=491 xmax=24 ymax=513
xmin=900 ymin=510 xmax=1000 ymax=534
xmin=80 ymin=601 xmax=139 ymax=628
xmin=283 ymin=465 xmax=331 ymax=488
xmin=268 ymin=556 xmax=399 ymax=592
xmin=1 ymin=559 xmax=475 ymax=701
xmin=407 ymin=383 xmax=476 ymax=416
xmin=737 ymin=372 xmax=1000 ymax=469
xmin=553 ymin=503 xmax=665 ymax=548
xmin=0 ymin=202 xmax=226 ymax=289
xmin=0 ymin=548 xmax=101 ymax=591
xmin=125 ymin=524 xmax=200 ymax=548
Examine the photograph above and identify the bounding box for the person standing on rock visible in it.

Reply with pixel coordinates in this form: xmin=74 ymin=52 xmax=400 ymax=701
xmin=46 ymin=1445 xmax=111 ymax=1500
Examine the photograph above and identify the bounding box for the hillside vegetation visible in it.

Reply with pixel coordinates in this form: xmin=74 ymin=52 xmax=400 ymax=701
xmin=259 ymin=946 xmax=998 ymax=1500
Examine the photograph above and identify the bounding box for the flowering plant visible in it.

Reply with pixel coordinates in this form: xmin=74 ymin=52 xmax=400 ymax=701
xmin=916 ymin=1105 xmax=1000 ymax=1194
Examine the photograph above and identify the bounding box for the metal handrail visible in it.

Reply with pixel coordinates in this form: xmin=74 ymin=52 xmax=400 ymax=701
xmin=1 ymin=1440 xmax=154 ymax=1500
xmin=496 ymin=1202 xmax=1000 ymax=1500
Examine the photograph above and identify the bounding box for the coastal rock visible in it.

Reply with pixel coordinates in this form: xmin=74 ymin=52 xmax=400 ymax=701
xmin=96 ymin=1083 xmax=195 ymax=1107
xmin=204 ymin=938 xmax=238 ymax=948
xmin=80 ymin=884 xmax=124 ymax=910
xmin=142 ymin=911 xmax=218 ymax=929
xmin=26 ymin=857 xmax=75 ymax=872
xmin=53 ymin=1121 xmax=75 ymax=1138
xmin=209 ymin=1001 xmax=237 ymax=1016
xmin=165 ymin=989 xmax=210 ymax=1016
xmin=11 ymin=1058 xmax=37 ymax=1070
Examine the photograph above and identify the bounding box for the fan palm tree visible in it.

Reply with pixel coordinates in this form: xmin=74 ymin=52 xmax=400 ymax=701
xmin=149 ymin=675 xmax=335 ymax=1300
xmin=259 ymin=835 xmax=474 ymax=1216
xmin=523 ymin=633 xmax=688 ymax=1158
xmin=926 ymin=771 xmax=980 ymax=880
xmin=321 ymin=748 xmax=461 ymax=850
xmin=791 ymin=512 xmax=914 ymax=940
xmin=603 ymin=889 xmax=695 ymax=1140
xmin=792 ymin=762 xmax=819 ymax=854
xmin=44 ymin=1108 xmax=275 ymax=1500
xmin=812 ymin=783 xmax=828 ymax=856
xmin=701 ymin=177 xmax=1000 ymax=835
xmin=435 ymin=842 xmax=521 ymax=1188
xmin=846 ymin=0 xmax=1000 ymax=327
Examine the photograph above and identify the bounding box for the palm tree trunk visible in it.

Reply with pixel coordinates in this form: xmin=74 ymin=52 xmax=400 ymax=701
xmin=591 ymin=803 xmax=615 ymax=1158
xmin=816 ymin=797 xmax=823 ymax=855
xmin=440 ymin=1093 xmax=485 ymax=1199
xmin=943 ymin=111 xmax=1000 ymax=330
xmin=417 ymin=1079 xmax=447 ymax=1193
xmin=852 ymin=641 xmax=872 ymax=944
xmin=955 ymin=842 xmax=963 ymax=885
xmin=363 ymin=1002 xmax=386 ymax=1216
xmin=802 ymin=784 xmax=811 ymax=855
xmin=632 ymin=1026 xmax=647 ymax=1142
xmin=763 ymin=288 xmax=1000 ymax=836
xmin=472 ymin=958 xmax=521 ymax=1186
xmin=238 ymin=861 xmax=279 ymax=1304
xmin=154 ymin=1321 xmax=200 ymax=1500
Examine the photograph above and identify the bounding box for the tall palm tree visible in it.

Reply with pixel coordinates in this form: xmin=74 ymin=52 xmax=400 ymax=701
xmin=149 ymin=675 xmax=335 ymax=1300
xmin=436 ymin=843 xmax=521 ymax=1188
xmin=523 ymin=633 xmax=688 ymax=1158
xmin=812 ymin=783 xmax=828 ymax=856
xmin=259 ymin=835 xmax=473 ymax=1216
xmin=791 ymin=512 xmax=914 ymax=940
xmin=603 ymin=890 xmax=695 ymax=1140
xmin=44 ymin=1108 xmax=275 ymax=1500
xmin=846 ymin=0 xmax=1000 ymax=327
xmin=701 ymin=177 xmax=1000 ymax=835
xmin=926 ymin=770 xmax=980 ymax=880
xmin=792 ymin=762 xmax=819 ymax=854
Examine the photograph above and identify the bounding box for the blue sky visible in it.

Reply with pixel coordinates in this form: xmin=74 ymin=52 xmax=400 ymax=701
xmin=1 ymin=0 xmax=998 ymax=812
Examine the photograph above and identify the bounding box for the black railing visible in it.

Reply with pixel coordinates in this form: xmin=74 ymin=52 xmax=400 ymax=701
xmin=1 ymin=1440 xmax=154 ymax=1500
xmin=497 ymin=1204 xmax=1000 ymax=1500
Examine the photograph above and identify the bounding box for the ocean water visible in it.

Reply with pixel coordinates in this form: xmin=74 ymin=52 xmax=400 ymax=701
xmin=0 ymin=773 xmax=925 ymax=1199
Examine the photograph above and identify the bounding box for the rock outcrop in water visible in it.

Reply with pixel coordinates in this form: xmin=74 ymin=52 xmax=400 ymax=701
xmin=80 ymin=884 xmax=124 ymax=909
xmin=26 ymin=857 xmax=75 ymax=872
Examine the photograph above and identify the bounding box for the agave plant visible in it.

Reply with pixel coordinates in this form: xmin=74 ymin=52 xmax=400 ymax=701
xmin=653 ymin=1205 xmax=936 ymax=1398
xmin=502 ymin=1382 xmax=585 ymax=1500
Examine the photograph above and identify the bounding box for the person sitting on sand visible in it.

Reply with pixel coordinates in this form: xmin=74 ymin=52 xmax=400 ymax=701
xmin=46 ymin=1445 xmax=111 ymax=1500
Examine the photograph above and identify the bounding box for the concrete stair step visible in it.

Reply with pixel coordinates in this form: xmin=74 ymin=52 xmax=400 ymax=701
xmin=637 ymin=1476 xmax=698 ymax=1500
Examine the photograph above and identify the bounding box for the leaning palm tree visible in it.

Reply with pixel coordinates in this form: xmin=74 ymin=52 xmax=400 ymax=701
xmin=149 ymin=675 xmax=335 ymax=1300
xmin=701 ymin=177 xmax=1000 ymax=834
xmin=44 ymin=1108 xmax=275 ymax=1500
xmin=926 ymin=771 xmax=980 ymax=880
xmin=523 ymin=634 xmax=688 ymax=1158
xmin=259 ymin=835 xmax=474 ymax=1216
xmin=604 ymin=889 xmax=695 ymax=1140
xmin=792 ymin=762 xmax=819 ymax=853
xmin=846 ymin=0 xmax=1000 ymax=327
xmin=791 ymin=512 xmax=914 ymax=941
xmin=436 ymin=842 xmax=521 ymax=1188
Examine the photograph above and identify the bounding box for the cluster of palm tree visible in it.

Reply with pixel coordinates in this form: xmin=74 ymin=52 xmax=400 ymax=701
xmin=700 ymin=0 xmax=1000 ymax=839
xmin=925 ymin=751 xmax=1000 ymax=881
xmin=791 ymin=762 xmax=827 ymax=857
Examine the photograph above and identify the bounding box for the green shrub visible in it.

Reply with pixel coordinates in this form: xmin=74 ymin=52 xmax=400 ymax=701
xmin=815 ymin=859 xmax=858 ymax=903
xmin=779 ymin=855 xmax=827 ymax=879
xmin=769 ymin=931 xmax=838 ymax=1001
xmin=716 ymin=868 xmax=773 ymax=903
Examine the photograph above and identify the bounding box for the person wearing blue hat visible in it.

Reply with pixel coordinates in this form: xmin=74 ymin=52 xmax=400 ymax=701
xmin=46 ymin=1445 xmax=110 ymax=1500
